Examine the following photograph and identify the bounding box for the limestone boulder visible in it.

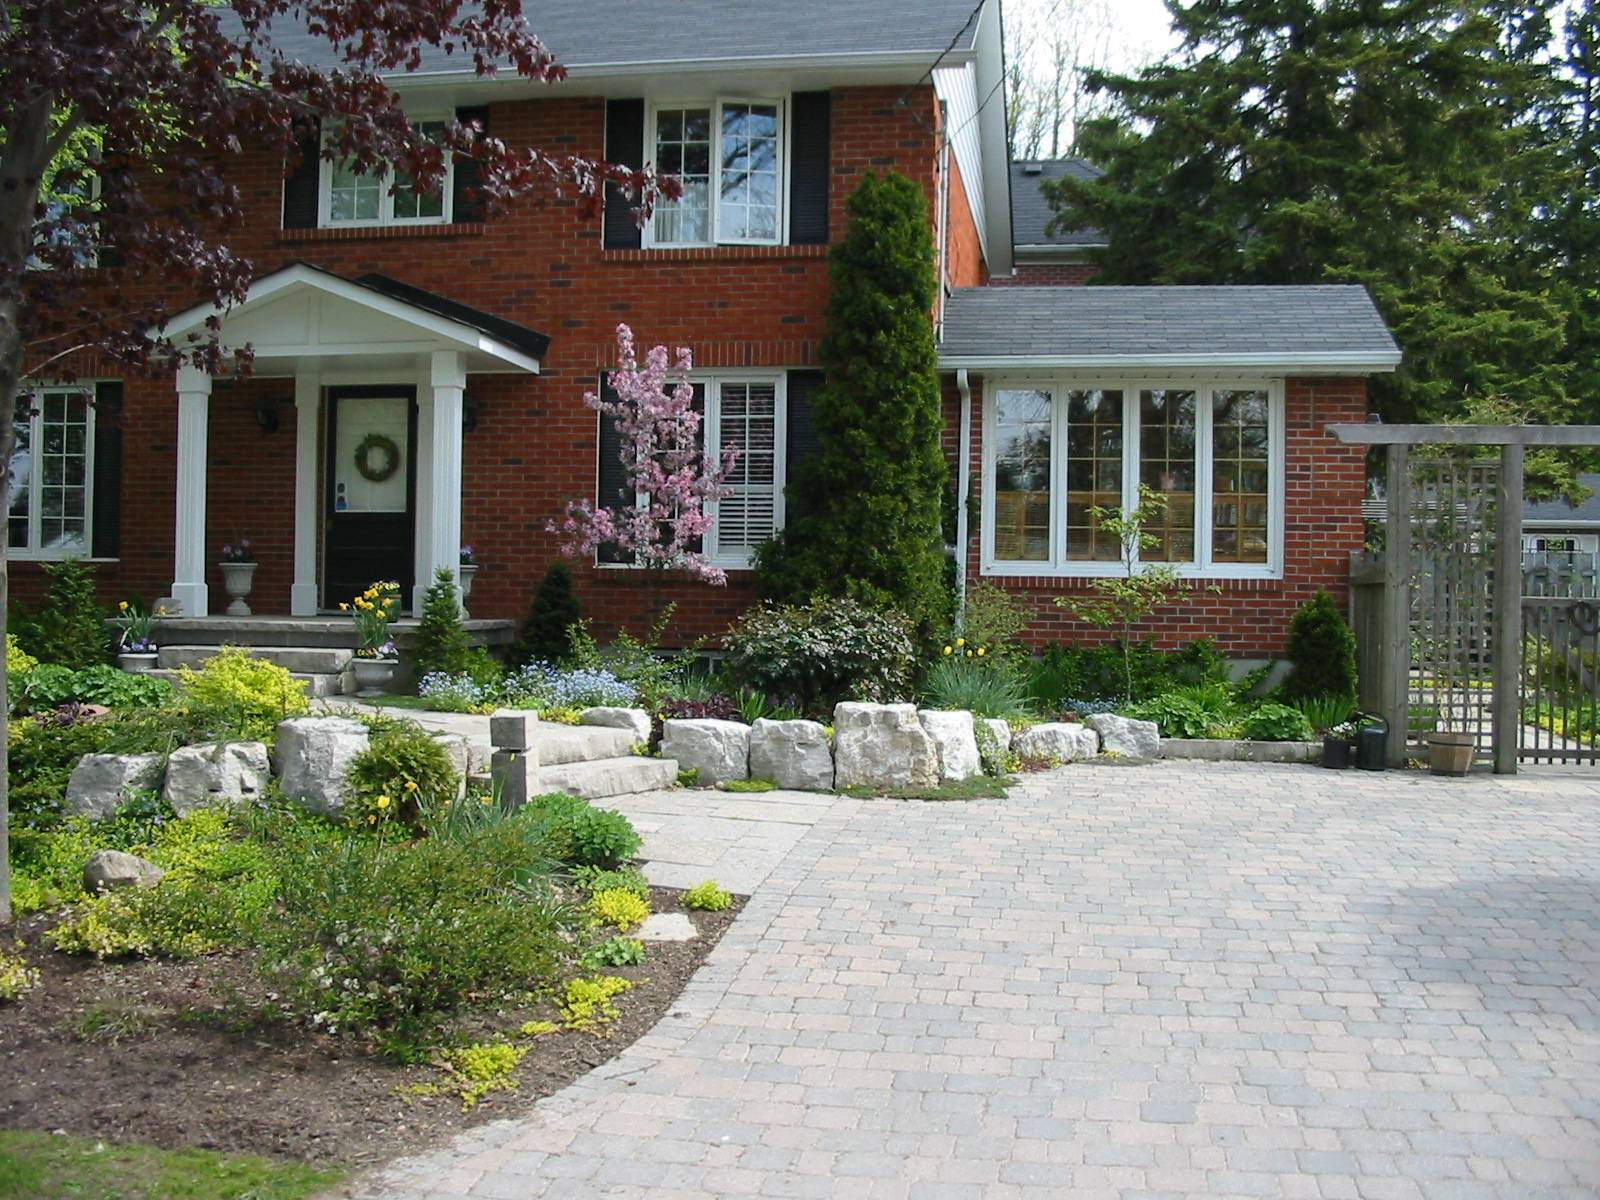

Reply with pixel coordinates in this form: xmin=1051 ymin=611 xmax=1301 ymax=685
xmin=430 ymin=732 xmax=476 ymax=799
xmin=162 ymin=741 xmax=270 ymax=815
xmin=917 ymin=710 xmax=983 ymax=782
xmin=272 ymin=716 xmax=370 ymax=817
xmin=660 ymin=719 xmax=750 ymax=786
xmin=1013 ymin=722 xmax=1100 ymax=764
xmin=83 ymin=849 xmax=164 ymax=894
xmin=979 ymin=718 xmax=1012 ymax=754
xmin=1085 ymin=713 xmax=1160 ymax=759
xmin=580 ymin=706 xmax=653 ymax=745
xmin=832 ymin=703 xmax=939 ymax=792
xmin=748 ymin=719 xmax=834 ymax=791
xmin=64 ymin=753 xmax=164 ymax=821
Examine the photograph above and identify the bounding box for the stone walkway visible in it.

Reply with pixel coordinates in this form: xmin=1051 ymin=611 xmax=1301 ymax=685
xmin=349 ymin=761 xmax=1600 ymax=1199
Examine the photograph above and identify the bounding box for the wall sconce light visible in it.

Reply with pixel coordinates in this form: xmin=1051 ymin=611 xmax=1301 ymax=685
xmin=254 ymin=401 xmax=280 ymax=434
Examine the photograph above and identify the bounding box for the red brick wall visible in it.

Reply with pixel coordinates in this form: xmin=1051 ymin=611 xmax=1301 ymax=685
xmin=949 ymin=374 xmax=1369 ymax=659
xmin=990 ymin=260 xmax=1097 ymax=286
xmin=13 ymin=85 xmax=947 ymax=647
xmin=941 ymin=149 xmax=987 ymax=290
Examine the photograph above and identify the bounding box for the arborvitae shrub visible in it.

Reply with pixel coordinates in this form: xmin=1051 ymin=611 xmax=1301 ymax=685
xmin=516 ymin=561 xmax=582 ymax=667
xmin=19 ymin=559 xmax=109 ymax=668
xmin=1282 ymin=588 xmax=1358 ymax=700
xmin=412 ymin=568 xmax=473 ymax=683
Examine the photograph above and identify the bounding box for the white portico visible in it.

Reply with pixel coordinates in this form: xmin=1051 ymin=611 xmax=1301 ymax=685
xmin=160 ymin=264 xmax=546 ymax=616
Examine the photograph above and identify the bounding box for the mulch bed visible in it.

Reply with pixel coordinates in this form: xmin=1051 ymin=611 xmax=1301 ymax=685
xmin=0 ymin=886 xmax=741 ymax=1168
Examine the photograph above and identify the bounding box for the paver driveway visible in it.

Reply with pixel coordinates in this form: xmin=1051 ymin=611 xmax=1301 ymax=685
xmin=353 ymin=761 xmax=1600 ymax=1199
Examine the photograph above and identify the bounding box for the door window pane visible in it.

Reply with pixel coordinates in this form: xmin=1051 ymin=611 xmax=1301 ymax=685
xmin=654 ymin=107 xmax=712 ymax=244
xmin=1065 ymin=389 xmax=1123 ymax=561
xmin=714 ymin=382 xmax=778 ymax=556
xmin=993 ymin=389 xmax=1052 ymax=562
xmin=1138 ymin=389 xmax=1196 ymax=563
xmin=717 ymin=103 xmax=780 ymax=242
xmin=1212 ymin=389 xmax=1271 ymax=563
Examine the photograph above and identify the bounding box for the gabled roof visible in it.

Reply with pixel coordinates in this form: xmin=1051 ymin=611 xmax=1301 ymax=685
xmin=938 ymin=285 xmax=1402 ymax=373
xmin=1526 ymin=474 xmax=1600 ymax=524
xmin=1011 ymin=158 xmax=1105 ymax=248
xmin=352 ymin=273 xmax=549 ymax=359
xmin=256 ymin=0 xmax=985 ymax=77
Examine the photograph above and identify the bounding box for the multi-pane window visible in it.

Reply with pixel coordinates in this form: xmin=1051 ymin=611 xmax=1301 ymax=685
xmin=984 ymin=381 xmax=1282 ymax=578
xmin=8 ymin=387 xmax=93 ymax=557
xmin=324 ymin=120 xmax=451 ymax=226
xmin=650 ymin=100 xmax=783 ymax=247
xmin=709 ymin=381 xmax=780 ymax=562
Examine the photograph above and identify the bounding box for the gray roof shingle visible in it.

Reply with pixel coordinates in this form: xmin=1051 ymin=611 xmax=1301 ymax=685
xmin=1011 ymin=159 xmax=1104 ymax=247
xmin=1526 ymin=474 xmax=1600 ymax=523
xmin=253 ymin=1 xmax=985 ymax=75
xmin=939 ymin=285 xmax=1401 ymax=367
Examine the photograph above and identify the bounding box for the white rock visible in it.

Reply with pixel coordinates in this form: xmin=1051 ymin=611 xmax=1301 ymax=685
xmin=748 ymin=719 xmax=834 ymax=791
xmin=660 ymin=719 xmax=750 ymax=786
xmin=979 ymin=718 xmax=1012 ymax=754
xmin=637 ymin=912 xmax=699 ymax=943
xmin=1013 ymin=722 xmax=1100 ymax=764
xmin=162 ymin=741 xmax=270 ymax=815
xmin=430 ymin=732 xmax=475 ymax=799
xmin=917 ymin=710 xmax=983 ymax=782
xmin=64 ymin=753 xmax=164 ymax=820
xmin=832 ymin=702 xmax=939 ymax=792
xmin=580 ymin=706 xmax=653 ymax=744
xmin=271 ymin=716 xmax=370 ymax=817
xmin=1085 ymin=712 xmax=1160 ymax=759
xmin=83 ymin=849 xmax=164 ymax=893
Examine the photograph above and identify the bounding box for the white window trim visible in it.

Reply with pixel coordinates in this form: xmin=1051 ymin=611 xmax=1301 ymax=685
xmin=595 ymin=370 xmax=788 ymax=571
xmin=318 ymin=118 xmax=454 ymax=230
xmin=642 ymin=97 xmax=788 ymax=250
xmin=9 ymin=382 xmax=97 ymax=562
xmin=979 ymin=375 xmax=1286 ymax=582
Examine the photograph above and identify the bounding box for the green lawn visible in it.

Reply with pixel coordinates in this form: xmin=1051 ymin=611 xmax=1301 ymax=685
xmin=0 ymin=1131 xmax=343 ymax=1200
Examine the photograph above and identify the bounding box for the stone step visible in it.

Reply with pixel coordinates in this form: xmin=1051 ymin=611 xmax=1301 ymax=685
xmin=158 ymin=645 xmax=355 ymax=674
xmin=538 ymin=756 xmax=678 ymax=800
xmin=533 ymin=723 xmax=638 ymax=766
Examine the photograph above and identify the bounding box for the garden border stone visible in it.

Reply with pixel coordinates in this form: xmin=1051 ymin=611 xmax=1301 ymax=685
xmin=917 ymin=710 xmax=982 ymax=782
xmin=64 ymin=753 xmax=165 ymax=821
xmin=1161 ymin=738 xmax=1320 ymax=763
xmin=162 ymin=740 xmax=271 ymax=815
xmin=833 ymin=702 xmax=939 ymax=791
xmin=748 ymin=718 xmax=834 ymax=792
xmin=579 ymin=707 xmax=653 ymax=744
xmin=661 ymin=718 xmax=751 ymax=786
xmin=272 ymin=716 xmax=370 ymax=817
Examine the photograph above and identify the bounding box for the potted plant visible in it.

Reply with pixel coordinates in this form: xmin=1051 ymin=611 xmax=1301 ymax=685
xmin=219 ymin=538 xmax=256 ymax=616
xmin=458 ymin=545 xmax=478 ymax=618
xmin=113 ymin=599 xmax=161 ymax=672
xmin=343 ymin=580 xmax=401 ymax=692
xmin=1428 ymin=726 xmax=1476 ymax=776
xmin=1320 ymin=719 xmax=1356 ymax=770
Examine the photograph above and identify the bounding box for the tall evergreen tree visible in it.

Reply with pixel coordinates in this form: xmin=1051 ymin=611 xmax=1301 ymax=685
xmin=1047 ymin=0 xmax=1574 ymax=432
xmin=754 ymin=172 xmax=952 ymax=642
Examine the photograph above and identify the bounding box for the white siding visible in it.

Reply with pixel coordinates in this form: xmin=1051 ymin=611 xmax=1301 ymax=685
xmin=935 ymin=63 xmax=988 ymax=264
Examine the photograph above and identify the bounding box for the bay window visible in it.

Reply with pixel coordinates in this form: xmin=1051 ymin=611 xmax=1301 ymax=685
xmin=8 ymin=386 xmax=94 ymax=558
xmin=983 ymin=379 xmax=1284 ymax=578
xmin=648 ymin=100 xmax=784 ymax=247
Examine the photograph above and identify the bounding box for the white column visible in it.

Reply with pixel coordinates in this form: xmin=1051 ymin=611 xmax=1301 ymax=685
xmin=169 ymin=366 xmax=212 ymax=617
xmin=290 ymin=369 xmax=321 ymax=616
xmin=411 ymin=378 xmax=436 ymax=616
xmin=426 ymin=350 xmax=465 ymax=608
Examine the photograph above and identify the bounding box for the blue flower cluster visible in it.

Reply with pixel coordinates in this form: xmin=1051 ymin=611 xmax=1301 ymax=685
xmin=417 ymin=671 xmax=498 ymax=712
xmin=1061 ymin=697 xmax=1119 ymax=716
xmin=503 ymin=663 xmax=637 ymax=709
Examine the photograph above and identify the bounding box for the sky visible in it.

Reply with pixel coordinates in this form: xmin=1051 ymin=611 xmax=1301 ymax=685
xmin=1106 ymin=0 xmax=1181 ymax=68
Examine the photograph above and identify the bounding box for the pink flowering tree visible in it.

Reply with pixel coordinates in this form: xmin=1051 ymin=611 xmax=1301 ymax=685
xmin=552 ymin=324 xmax=736 ymax=598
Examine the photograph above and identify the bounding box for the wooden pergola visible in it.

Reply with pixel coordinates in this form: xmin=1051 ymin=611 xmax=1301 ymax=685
xmin=1327 ymin=424 xmax=1600 ymax=772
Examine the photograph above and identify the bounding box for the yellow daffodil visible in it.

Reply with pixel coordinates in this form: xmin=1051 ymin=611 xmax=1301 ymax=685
xmin=375 ymin=795 xmax=391 ymax=810
xmin=943 ymin=645 xmax=953 ymax=655
xmin=955 ymin=638 xmax=965 ymax=647
xmin=404 ymin=780 xmax=418 ymax=792
xmin=367 ymin=814 xmax=376 ymax=824
xmin=977 ymin=647 xmax=986 ymax=657
xmin=339 ymin=602 xmax=349 ymax=611
xmin=118 ymin=600 xmax=129 ymax=611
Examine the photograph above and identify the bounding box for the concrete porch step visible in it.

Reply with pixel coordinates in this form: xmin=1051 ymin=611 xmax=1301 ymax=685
xmin=535 ymin=723 xmax=638 ymax=766
xmin=538 ymin=756 xmax=679 ymax=800
xmin=158 ymin=644 xmax=355 ymax=674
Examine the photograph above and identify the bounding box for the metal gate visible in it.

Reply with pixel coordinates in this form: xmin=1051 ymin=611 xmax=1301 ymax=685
xmin=1520 ymin=553 xmax=1600 ymax=764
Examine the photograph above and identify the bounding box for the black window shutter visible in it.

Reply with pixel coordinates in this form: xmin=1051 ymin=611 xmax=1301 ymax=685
xmin=596 ymin=379 xmax=631 ymax=563
xmin=789 ymin=92 xmax=831 ymax=245
xmin=786 ymin=370 xmax=825 ymax=476
xmin=452 ymin=106 xmax=489 ymax=224
xmin=603 ymin=99 xmax=645 ymax=250
xmin=687 ymin=383 xmax=706 ymax=555
xmin=91 ymin=380 xmax=123 ymax=558
xmin=282 ymin=118 xmax=322 ymax=229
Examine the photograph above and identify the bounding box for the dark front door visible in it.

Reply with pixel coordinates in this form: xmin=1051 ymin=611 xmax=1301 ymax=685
xmin=323 ymin=387 xmax=417 ymax=610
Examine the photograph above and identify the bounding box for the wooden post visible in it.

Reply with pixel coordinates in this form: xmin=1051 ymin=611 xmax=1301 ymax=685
xmin=1383 ymin=444 xmax=1411 ymax=765
xmin=1492 ymin=442 xmax=1524 ymax=774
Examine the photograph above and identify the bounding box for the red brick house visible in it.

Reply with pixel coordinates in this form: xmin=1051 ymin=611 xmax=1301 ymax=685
xmin=12 ymin=0 xmax=1399 ymax=662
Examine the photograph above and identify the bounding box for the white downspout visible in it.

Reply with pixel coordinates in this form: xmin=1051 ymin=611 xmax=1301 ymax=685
xmin=955 ymin=367 xmax=973 ymax=627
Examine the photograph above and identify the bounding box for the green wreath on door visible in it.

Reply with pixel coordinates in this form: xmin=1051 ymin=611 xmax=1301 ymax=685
xmin=353 ymin=432 xmax=402 ymax=483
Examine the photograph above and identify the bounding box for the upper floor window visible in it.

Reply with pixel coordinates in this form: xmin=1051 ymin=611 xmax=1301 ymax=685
xmin=321 ymin=120 xmax=452 ymax=228
xmin=8 ymin=386 xmax=95 ymax=558
xmin=983 ymin=378 xmax=1284 ymax=580
xmin=648 ymin=100 xmax=784 ymax=248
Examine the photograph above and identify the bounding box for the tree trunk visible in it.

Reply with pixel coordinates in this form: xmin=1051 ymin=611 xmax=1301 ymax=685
xmin=0 ymin=96 xmax=56 ymax=924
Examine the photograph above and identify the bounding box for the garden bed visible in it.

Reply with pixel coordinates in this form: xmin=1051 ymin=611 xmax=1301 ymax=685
xmin=0 ymin=885 xmax=740 ymax=1168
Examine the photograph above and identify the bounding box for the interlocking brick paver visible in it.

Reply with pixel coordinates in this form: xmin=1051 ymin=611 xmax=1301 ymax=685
xmin=347 ymin=763 xmax=1600 ymax=1198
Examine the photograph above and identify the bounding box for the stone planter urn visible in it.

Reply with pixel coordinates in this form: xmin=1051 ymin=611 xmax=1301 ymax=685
xmin=117 ymin=651 xmax=158 ymax=674
xmin=458 ymin=561 xmax=478 ymax=619
xmin=1427 ymin=730 xmax=1475 ymax=777
xmin=219 ymin=561 xmax=257 ymax=616
xmin=351 ymin=656 xmax=398 ymax=694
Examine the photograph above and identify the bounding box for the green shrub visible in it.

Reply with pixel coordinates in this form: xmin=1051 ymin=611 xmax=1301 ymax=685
xmin=345 ymin=722 xmax=460 ymax=830
xmin=1294 ymin=693 xmax=1357 ymax=734
xmin=16 ymin=559 xmax=110 ymax=668
xmin=959 ymin=582 xmax=1033 ymax=660
xmin=1126 ymin=683 xmax=1237 ymax=739
xmin=1282 ymin=588 xmax=1358 ymax=701
xmin=582 ymin=936 xmax=645 ymax=969
xmin=521 ymin=793 xmax=641 ymax=868
xmin=922 ymin=654 xmax=1033 ymax=719
xmin=7 ymin=715 xmax=115 ymax=830
xmin=589 ymin=887 xmax=649 ymax=931
xmin=1239 ymin=702 xmax=1315 ymax=742
xmin=6 ymin=633 xmax=38 ymax=676
xmin=723 ymin=596 xmax=916 ymax=718
xmin=0 ymin=947 xmax=40 ymax=1002
xmin=413 ymin=568 xmax=473 ymax=683
xmin=682 ymin=880 xmax=733 ymax=911
xmin=17 ymin=663 xmax=174 ymax=712
xmin=516 ymin=561 xmax=583 ymax=667
xmin=569 ymin=864 xmax=650 ymax=898
xmin=177 ymin=647 xmax=309 ymax=741
xmin=1028 ymin=638 xmax=1231 ymax=709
